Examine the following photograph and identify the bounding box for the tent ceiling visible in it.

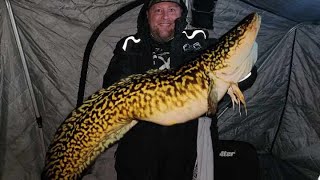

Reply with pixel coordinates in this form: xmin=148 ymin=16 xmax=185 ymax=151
xmin=242 ymin=0 xmax=320 ymax=23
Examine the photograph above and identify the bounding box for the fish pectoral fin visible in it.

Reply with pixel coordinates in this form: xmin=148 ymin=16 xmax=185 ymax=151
xmin=207 ymin=81 xmax=218 ymax=116
xmin=105 ymin=120 xmax=138 ymax=146
xmin=227 ymin=82 xmax=247 ymax=115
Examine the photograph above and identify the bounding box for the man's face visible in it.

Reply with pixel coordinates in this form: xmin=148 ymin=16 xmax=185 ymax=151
xmin=147 ymin=2 xmax=182 ymax=42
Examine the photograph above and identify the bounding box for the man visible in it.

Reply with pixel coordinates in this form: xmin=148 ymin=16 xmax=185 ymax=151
xmin=103 ymin=0 xmax=256 ymax=180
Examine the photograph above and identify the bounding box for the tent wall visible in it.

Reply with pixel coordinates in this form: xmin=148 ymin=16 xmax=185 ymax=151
xmin=0 ymin=0 xmax=319 ymax=179
xmin=0 ymin=0 xmax=135 ymax=179
xmin=212 ymin=0 xmax=320 ymax=179
xmin=1 ymin=1 xmax=44 ymax=179
xmin=273 ymin=24 xmax=320 ymax=177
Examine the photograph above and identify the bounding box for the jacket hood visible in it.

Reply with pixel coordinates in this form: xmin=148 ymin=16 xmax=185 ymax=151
xmin=147 ymin=0 xmax=184 ymax=9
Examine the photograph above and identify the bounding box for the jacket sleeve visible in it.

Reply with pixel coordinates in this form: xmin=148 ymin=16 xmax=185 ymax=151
xmin=214 ymin=65 xmax=257 ymax=110
xmin=238 ymin=65 xmax=257 ymax=91
xmin=218 ymin=40 xmax=258 ymax=107
xmin=102 ymin=38 xmax=136 ymax=88
xmin=238 ymin=41 xmax=258 ymax=91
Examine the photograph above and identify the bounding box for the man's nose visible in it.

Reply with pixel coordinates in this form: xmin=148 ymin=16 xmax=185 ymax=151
xmin=162 ymin=10 xmax=169 ymax=19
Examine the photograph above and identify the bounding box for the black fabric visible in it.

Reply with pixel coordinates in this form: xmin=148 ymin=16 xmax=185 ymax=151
xmin=102 ymin=36 xmax=152 ymax=88
xmin=150 ymin=39 xmax=171 ymax=69
xmin=239 ymin=65 xmax=257 ymax=91
xmin=102 ymin=29 xmax=211 ymax=88
xmin=214 ymin=140 xmax=260 ymax=180
xmin=115 ymin=121 xmax=198 ymax=180
xmin=147 ymin=0 xmax=183 ymax=9
xmin=191 ymin=10 xmax=214 ymax=29
xmin=191 ymin=0 xmax=217 ymax=29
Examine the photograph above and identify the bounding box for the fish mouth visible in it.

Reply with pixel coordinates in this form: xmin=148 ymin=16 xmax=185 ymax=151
xmin=250 ymin=13 xmax=261 ymax=31
xmin=246 ymin=13 xmax=261 ymax=32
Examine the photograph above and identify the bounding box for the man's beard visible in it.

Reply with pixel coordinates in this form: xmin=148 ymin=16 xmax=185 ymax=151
xmin=150 ymin=28 xmax=175 ymax=42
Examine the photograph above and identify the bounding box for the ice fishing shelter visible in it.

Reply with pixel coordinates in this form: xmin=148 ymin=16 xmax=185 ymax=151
xmin=0 ymin=0 xmax=319 ymax=179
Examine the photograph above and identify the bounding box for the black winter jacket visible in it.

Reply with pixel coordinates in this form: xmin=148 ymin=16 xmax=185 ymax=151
xmin=103 ymin=29 xmax=214 ymax=87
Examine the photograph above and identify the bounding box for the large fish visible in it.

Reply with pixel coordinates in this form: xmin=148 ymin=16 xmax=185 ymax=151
xmin=42 ymin=12 xmax=261 ymax=179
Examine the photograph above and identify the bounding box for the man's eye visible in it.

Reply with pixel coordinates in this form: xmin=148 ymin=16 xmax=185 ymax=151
xmin=155 ymin=9 xmax=162 ymax=13
xmin=169 ymin=8 xmax=176 ymax=12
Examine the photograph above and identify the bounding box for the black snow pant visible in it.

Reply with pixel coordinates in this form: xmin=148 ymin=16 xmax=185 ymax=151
xmin=115 ymin=120 xmax=198 ymax=180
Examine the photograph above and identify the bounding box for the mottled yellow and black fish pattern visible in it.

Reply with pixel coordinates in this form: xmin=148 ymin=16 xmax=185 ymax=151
xmin=42 ymin=13 xmax=261 ymax=179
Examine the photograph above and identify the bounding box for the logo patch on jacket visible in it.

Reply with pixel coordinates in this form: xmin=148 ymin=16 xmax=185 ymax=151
xmin=219 ymin=151 xmax=236 ymax=157
xmin=183 ymin=42 xmax=202 ymax=52
xmin=181 ymin=29 xmax=207 ymax=52
xmin=152 ymin=47 xmax=171 ymax=70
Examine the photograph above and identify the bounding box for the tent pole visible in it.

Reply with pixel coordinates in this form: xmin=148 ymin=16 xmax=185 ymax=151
xmin=5 ymin=0 xmax=46 ymax=162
